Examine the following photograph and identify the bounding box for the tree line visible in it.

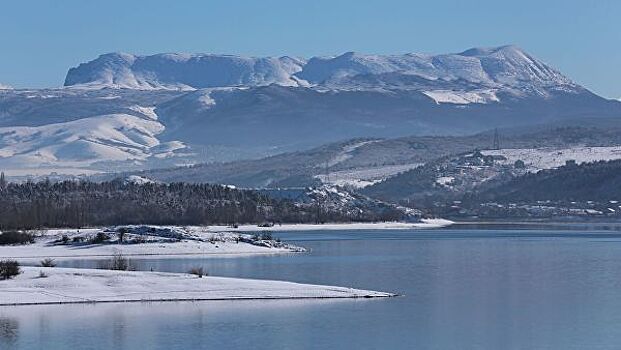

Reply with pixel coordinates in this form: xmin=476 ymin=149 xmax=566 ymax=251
xmin=469 ymin=159 xmax=621 ymax=204
xmin=0 ymin=177 xmax=399 ymax=230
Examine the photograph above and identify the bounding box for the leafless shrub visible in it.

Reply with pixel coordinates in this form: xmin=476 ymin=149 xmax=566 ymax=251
xmin=99 ymin=253 xmax=131 ymax=271
xmin=40 ymin=258 xmax=56 ymax=267
xmin=188 ymin=267 xmax=207 ymax=278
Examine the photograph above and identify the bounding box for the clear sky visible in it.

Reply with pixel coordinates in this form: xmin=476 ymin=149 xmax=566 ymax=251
xmin=1 ymin=0 xmax=619 ymax=98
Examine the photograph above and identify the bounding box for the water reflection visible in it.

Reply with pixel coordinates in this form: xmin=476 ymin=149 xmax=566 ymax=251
xmin=7 ymin=229 xmax=621 ymax=349
xmin=0 ymin=317 xmax=19 ymax=346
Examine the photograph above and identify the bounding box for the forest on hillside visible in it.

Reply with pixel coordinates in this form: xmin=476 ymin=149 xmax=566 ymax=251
xmin=0 ymin=177 xmax=402 ymax=230
xmin=470 ymin=159 xmax=621 ymax=203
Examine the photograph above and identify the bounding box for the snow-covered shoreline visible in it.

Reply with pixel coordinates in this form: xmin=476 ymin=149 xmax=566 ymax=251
xmin=206 ymin=219 xmax=454 ymax=232
xmin=0 ymin=227 xmax=304 ymax=261
xmin=0 ymin=220 xmax=452 ymax=261
xmin=0 ymin=267 xmax=395 ymax=306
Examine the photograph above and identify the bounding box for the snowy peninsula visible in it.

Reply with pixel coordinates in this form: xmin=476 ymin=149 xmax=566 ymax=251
xmin=0 ymin=267 xmax=395 ymax=306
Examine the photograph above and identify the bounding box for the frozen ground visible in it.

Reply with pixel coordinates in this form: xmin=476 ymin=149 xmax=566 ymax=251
xmin=0 ymin=267 xmax=394 ymax=306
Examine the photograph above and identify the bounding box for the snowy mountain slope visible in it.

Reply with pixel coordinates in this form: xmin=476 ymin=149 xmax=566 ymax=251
xmin=0 ymin=88 xmax=181 ymax=127
xmin=1 ymin=82 xmax=619 ymax=178
xmin=65 ymin=53 xmax=306 ymax=89
xmin=155 ymin=83 xmax=619 ymax=151
xmin=296 ymin=46 xmax=574 ymax=94
xmin=0 ymin=109 xmax=191 ymax=174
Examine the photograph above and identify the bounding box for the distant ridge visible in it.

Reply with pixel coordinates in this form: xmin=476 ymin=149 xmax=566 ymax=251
xmin=64 ymin=45 xmax=575 ymax=95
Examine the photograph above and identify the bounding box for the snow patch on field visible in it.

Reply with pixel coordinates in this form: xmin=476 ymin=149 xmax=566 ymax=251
xmin=326 ymin=140 xmax=379 ymax=167
xmin=129 ymin=105 xmax=158 ymax=120
xmin=0 ymin=267 xmax=394 ymax=306
xmin=316 ymin=163 xmax=421 ymax=188
xmin=482 ymin=146 xmax=621 ymax=171
xmin=126 ymin=175 xmax=156 ymax=184
xmin=436 ymin=176 xmax=455 ymax=186
xmin=423 ymin=89 xmax=500 ymax=104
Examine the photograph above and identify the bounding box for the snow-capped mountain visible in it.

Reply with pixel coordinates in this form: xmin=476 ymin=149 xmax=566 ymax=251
xmin=65 ymin=53 xmax=307 ymax=90
xmin=297 ymin=46 xmax=574 ymax=93
xmin=0 ymin=46 xmax=619 ymax=177
xmin=65 ymin=46 xmax=577 ymax=98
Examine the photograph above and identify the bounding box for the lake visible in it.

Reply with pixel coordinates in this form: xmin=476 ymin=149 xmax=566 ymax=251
xmin=3 ymin=227 xmax=621 ymax=349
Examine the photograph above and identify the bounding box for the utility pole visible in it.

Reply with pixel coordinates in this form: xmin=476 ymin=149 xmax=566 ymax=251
xmin=493 ymin=128 xmax=501 ymax=150
xmin=324 ymin=160 xmax=330 ymax=185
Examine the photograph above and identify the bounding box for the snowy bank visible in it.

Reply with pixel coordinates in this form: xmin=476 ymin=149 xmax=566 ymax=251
xmin=0 ymin=227 xmax=304 ymax=261
xmin=0 ymin=267 xmax=394 ymax=306
xmin=206 ymin=219 xmax=454 ymax=232
xmin=0 ymin=220 xmax=453 ymax=260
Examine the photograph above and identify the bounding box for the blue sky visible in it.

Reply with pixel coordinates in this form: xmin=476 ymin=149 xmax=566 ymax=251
xmin=1 ymin=0 xmax=619 ymax=98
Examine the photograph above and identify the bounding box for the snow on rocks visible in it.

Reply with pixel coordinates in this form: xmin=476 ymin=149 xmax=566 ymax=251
xmin=0 ymin=267 xmax=395 ymax=306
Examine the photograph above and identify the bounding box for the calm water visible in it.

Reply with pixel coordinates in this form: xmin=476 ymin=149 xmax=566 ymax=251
xmin=3 ymin=228 xmax=621 ymax=349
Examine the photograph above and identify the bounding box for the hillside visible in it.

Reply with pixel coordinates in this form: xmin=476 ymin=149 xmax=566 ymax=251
xmin=121 ymin=125 xmax=621 ymax=189
xmin=473 ymin=159 xmax=621 ymax=203
xmin=362 ymin=126 xmax=621 ymax=204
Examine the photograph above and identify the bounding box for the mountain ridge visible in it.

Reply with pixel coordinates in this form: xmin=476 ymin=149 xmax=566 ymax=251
xmin=63 ymin=45 xmax=577 ymax=96
xmin=64 ymin=53 xmax=307 ymax=90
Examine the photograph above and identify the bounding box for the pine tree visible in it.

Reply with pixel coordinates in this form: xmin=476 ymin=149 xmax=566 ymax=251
xmin=0 ymin=172 xmax=6 ymax=191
